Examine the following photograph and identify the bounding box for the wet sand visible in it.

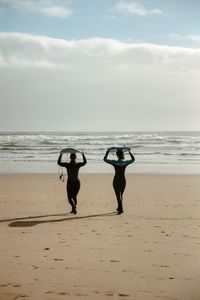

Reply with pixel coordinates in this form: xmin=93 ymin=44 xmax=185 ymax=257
xmin=0 ymin=173 xmax=200 ymax=300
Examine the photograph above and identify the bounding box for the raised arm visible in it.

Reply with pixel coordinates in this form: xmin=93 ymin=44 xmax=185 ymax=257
xmin=79 ymin=152 xmax=87 ymax=166
xmin=57 ymin=153 xmax=67 ymax=167
xmin=103 ymin=149 xmax=110 ymax=162
xmin=125 ymin=151 xmax=135 ymax=165
xmin=129 ymin=151 xmax=135 ymax=161
xmin=103 ymin=148 xmax=115 ymax=165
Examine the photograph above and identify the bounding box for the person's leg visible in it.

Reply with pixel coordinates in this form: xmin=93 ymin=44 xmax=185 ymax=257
xmin=72 ymin=180 xmax=80 ymax=207
xmin=113 ymin=178 xmax=126 ymax=214
xmin=113 ymin=181 xmax=123 ymax=213
xmin=67 ymin=181 xmax=76 ymax=213
xmin=120 ymin=179 xmax=126 ymax=204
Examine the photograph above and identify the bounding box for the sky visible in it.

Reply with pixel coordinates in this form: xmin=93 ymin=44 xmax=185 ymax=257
xmin=0 ymin=0 xmax=200 ymax=132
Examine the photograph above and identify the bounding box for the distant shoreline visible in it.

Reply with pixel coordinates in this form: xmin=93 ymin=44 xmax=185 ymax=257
xmin=0 ymin=161 xmax=199 ymax=174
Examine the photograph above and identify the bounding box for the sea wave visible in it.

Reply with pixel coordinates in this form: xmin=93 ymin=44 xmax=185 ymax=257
xmin=0 ymin=132 xmax=200 ymax=166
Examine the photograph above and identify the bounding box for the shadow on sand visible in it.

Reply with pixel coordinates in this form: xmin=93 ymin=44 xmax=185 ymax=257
xmin=8 ymin=212 xmax=116 ymax=227
xmin=0 ymin=213 xmax=68 ymax=224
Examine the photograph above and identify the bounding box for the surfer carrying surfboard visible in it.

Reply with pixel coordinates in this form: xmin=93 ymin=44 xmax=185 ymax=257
xmin=57 ymin=150 xmax=87 ymax=214
xmin=103 ymin=147 xmax=135 ymax=215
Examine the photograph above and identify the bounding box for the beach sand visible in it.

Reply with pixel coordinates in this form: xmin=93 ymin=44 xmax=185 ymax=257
xmin=0 ymin=173 xmax=200 ymax=300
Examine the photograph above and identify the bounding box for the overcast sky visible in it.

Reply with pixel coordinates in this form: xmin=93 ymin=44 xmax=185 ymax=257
xmin=0 ymin=0 xmax=200 ymax=132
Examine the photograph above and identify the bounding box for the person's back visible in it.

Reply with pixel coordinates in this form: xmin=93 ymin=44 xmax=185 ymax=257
xmin=104 ymin=148 xmax=135 ymax=214
xmin=57 ymin=151 xmax=87 ymax=214
xmin=64 ymin=161 xmax=84 ymax=181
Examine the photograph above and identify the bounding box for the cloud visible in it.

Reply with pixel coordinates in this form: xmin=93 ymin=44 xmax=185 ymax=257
xmin=0 ymin=32 xmax=200 ymax=131
xmin=39 ymin=5 xmax=72 ymax=18
xmin=169 ymin=33 xmax=200 ymax=44
xmin=114 ymin=1 xmax=162 ymax=16
xmin=0 ymin=0 xmax=73 ymax=18
xmin=0 ymin=32 xmax=200 ymax=72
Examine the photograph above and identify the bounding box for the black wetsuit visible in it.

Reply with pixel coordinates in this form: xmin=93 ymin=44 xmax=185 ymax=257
xmin=104 ymin=152 xmax=135 ymax=213
xmin=57 ymin=153 xmax=87 ymax=212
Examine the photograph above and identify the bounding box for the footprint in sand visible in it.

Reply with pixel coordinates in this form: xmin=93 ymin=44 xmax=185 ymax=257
xmin=57 ymin=292 xmax=71 ymax=295
xmin=13 ymin=284 xmax=21 ymax=287
xmin=93 ymin=291 xmax=100 ymax=294
xmin=12 ymin=294 xmax=28 ymax=299
xmin=122 ymin=270 xmax=135 ymax=273
xmin=31 ymin=265 xmax=39 ymax=269
xmin=0 ymin=284 xmax=9 ymax=287
xmin=110 ymin=259 xmax=120 ymax=263
xmin=174 ymin=253 xmax=190 ymax=256
xmin=105 ymin=292 xmax=114 ymax=296
xmin=152 ymin=264 xmax=170 ymax=268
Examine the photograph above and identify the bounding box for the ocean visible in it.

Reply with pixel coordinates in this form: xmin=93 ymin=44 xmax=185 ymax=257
xmin=0 ymin=131 xmax=200 ymax=174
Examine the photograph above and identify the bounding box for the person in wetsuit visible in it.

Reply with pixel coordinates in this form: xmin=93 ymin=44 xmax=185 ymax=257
xmin=57 ymin=151 xmax=87 ymax=214
xmin=104 ymin=148 xmax=135 ymax=214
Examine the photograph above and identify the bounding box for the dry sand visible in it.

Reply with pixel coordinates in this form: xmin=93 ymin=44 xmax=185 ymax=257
xmin=0 ymin=173 xmax=200 ymax=300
